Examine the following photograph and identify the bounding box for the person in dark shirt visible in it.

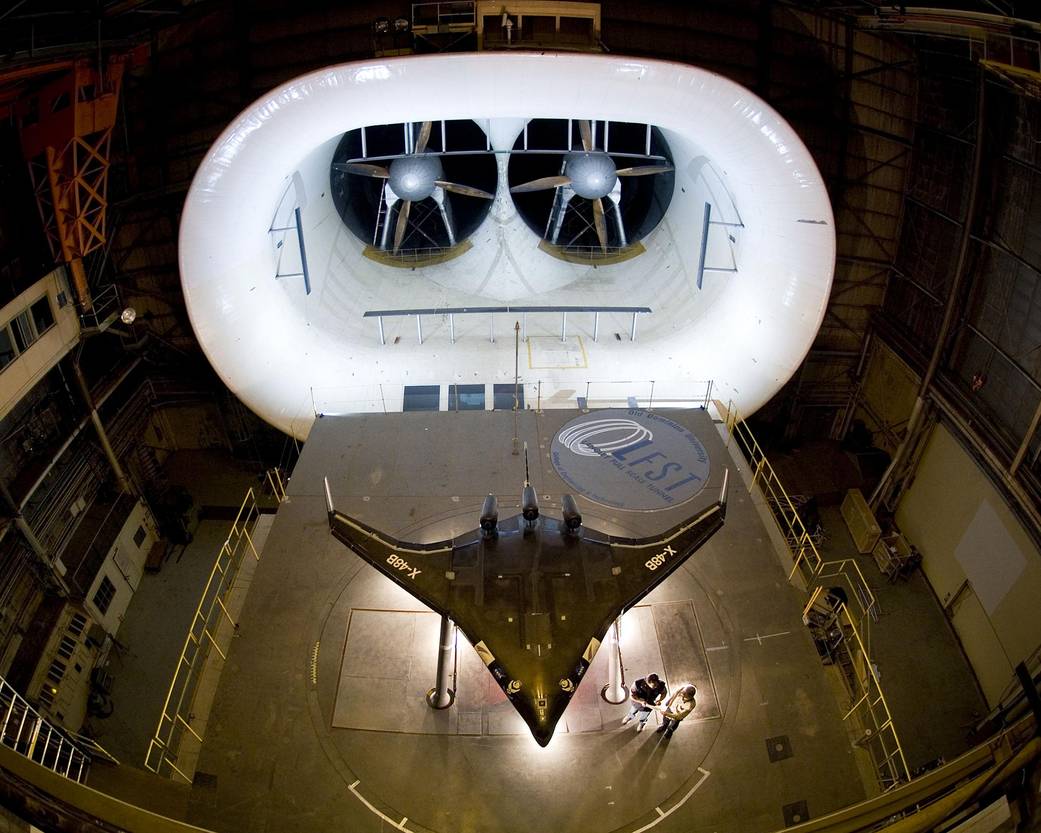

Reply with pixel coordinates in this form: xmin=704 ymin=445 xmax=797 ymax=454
xmin=621 ymin=673 xmax=668 ymax=732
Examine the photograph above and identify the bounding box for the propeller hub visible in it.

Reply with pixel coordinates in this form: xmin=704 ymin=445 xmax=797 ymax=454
xmin=388 ymin=155 xmax=444 ymax=201
xmin=565 ymin=152 xmax=617 ymax=199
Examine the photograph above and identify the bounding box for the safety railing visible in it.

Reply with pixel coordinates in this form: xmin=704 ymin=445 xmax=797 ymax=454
xmin=815 ymin=558 xmax=879 ymax=654
xmin=266 ymin=467 xmax=288 ymax=503
xmin=145 ymin=486 xmax=265 ymax=782
xmin=714 ymin=399 xmax=824 ymax=582
xmin=804 ymin=591 xmax=911 ymax=791
xmin=718 ymin=398 xmax=907 ymax=790
xmin=364 ymin=305 xmax=652 ymax=346
xmin=79 ymin=283 xmax=122 ymax=331
xmin=1 ymin=675 xmax=91 ymax=783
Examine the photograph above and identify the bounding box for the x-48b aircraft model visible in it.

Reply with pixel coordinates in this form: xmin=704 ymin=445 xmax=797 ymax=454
xmin=324 ymin=457 xmax=728 ymax=747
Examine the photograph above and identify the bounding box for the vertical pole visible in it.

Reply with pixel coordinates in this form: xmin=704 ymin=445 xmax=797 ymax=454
xmin=705 ymin=379 xmax=713 ymax=409
xmin=416 ymin=314 xmax=423 ymax=345
xmin=645 ymin=123 xmax=651 ymax=157
xmin=593 ymin=311 xmax=599 ymax=342
xmin=604 ymin=120 xmax=610 ymax=153
xmin=450 ymin=313 xmax=455 ymax=344
xmin=630 ymin=312 xmax=638 ymax=342
xmin=537 ymin=379 xmax=542 ymax=413
xmin=513 ymin=322 xmax=521 ymax=456
xmin=561 ymin=311 xmax=567 ymax=343
xmin=489 ymin=315 xmax=494 ymax=343
xmin=426 ymin=614 xmax=456 ymax=709
xmin=378 ymin=316 xmax=385 ymax=346
xmin=522 ymin=312 xmax=526 ymax=340
xmin=649 ymin=380 xmax=655 ymax=411
xmin=600 ymin=618 xmax=628 ymax=703
xmin=361 ymin=126 xmax=367 ymax=158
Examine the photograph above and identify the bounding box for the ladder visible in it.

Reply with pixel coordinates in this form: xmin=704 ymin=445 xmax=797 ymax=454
xmin=1 ymin=676 xmax=92 ymax=783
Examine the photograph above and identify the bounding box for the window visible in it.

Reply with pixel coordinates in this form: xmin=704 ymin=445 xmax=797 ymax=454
xmin=93 ymin=576 xmax=116 ymax=616
xmin=0 ymin=295 xmax=57 ymax=373
xmin=67 ymin=613 xmax=87 ymax=637
xmin=402 ymin=385 xmax=440 ymax=412
xmin=0 ymin=327 xmax=15 ymax=371
xmin=493 ymin=384 xmax=524 ymax=411
xmin=133 ymin=525 xmax=147 ymax=548
xmin=57 ymin=635 xmax=76 ymax=660
xmin=30 ymin=297 xmax=54 ymax=335
xmin=46 ymin=659 xmax=66 ymax=686
xmin=448 ymin=384 xmax=485 ymax=411
xmin=38 ymin=687 xmax=55 ymax=709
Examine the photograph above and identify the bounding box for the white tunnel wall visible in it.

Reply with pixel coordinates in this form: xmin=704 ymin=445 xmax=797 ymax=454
xmin=180 ymin=53 xmax=834 ymax=439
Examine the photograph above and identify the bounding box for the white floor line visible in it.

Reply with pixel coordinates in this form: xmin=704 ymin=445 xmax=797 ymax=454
xmin=628 ymin=767 xmax=711 ymax=833
xmin=742 ymin=630 xmax=791 ymax=645
xmin=348 ymin=780 xmax=415 ymax=832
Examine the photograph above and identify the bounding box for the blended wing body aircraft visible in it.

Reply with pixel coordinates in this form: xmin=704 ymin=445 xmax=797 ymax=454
xmin=324 ymin=467 xmax=727 ymax=746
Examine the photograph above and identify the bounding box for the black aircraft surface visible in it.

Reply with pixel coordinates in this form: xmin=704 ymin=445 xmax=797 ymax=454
xmin=324 ymin=460 xmax=728 ymax=747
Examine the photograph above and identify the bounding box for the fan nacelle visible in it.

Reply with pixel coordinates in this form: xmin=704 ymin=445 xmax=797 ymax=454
xmin=389 ymin=155 xmax=444 ymax=201
xmin=565 ymin=151 xmax=618 ymax=199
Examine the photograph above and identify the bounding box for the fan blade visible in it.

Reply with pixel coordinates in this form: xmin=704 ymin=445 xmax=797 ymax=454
xmin=616 ymin=164 xmax=674 ymax=177
xmin=510 ymin=175 xmax=572 ymax=194
xmin=579 ymin=119 xmax=593 ymax=152
xmin=414 ymin=121 xmax=433 ymax=155
xmin=593 ymin=198 xmax=608 ymax=253
xmin=435 ymin=180 xmax=494 ymax=199
xmin=334 ymin=162 xmax=390 ymax=178
xmin=393 ymin=200 xmax=412 ymax=253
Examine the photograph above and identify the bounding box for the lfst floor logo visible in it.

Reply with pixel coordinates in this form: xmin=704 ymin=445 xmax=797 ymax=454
xmin=551 ymin=409 xmax=711 ymax=510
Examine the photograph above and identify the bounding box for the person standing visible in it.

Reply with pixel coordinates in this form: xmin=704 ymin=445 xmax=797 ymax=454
xmin=621 ymin=673 xmax=667 ymax=732
xmin=656 ymin=684 xmax=697 ymax=738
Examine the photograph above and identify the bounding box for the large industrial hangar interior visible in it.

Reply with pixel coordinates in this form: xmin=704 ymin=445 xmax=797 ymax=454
xmin=1 ymin=2 xmax=1041 ymax=833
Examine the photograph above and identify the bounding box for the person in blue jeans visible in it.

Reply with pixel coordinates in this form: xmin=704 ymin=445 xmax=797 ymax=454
xmin=621 ymin=673 xmax=667 ymax=732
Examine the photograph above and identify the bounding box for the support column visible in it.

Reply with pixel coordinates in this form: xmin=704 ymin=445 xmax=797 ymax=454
xmin=600 ymin=618 xmax=628 ymax=704
xmin=72 ymin=353 xmax=133 ymax=496
xmin=426 ymin=613 xmax=456 ymax=709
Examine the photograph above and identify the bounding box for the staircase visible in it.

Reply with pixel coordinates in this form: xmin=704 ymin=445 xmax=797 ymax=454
xmin=1 ymin=676 xmax=92 ymax=783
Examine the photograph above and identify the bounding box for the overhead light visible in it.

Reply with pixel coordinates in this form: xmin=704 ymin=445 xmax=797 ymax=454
xmin=373 ymin=17 xmax=390 ymax=34
xmin=120 ymin=307 xmax=137 ymax=324
xmin=393 ymin=17 xmax=410 ymax=32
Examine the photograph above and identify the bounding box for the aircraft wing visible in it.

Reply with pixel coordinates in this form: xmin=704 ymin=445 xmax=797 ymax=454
xmin=324 ymin=471 xmax=727 ymax=746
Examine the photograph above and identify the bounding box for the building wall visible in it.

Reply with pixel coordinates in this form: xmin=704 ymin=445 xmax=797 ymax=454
xmin=83 ymin=499 xmax=159 ymax=636
xmin=896 ymin=422 xmax=1041 ymax=706
xmin=0 ymin=266 xmax=80 ymax=422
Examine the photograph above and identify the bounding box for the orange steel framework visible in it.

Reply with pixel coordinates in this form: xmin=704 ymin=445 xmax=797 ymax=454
xmin=10 ymin=55 xmax=128 ymax=312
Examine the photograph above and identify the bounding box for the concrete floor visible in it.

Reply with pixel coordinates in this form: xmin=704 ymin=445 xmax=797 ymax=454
xmin=183 ymin=409 xmax=871 ymax=833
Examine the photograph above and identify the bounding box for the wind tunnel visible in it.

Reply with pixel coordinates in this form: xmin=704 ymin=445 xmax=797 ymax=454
xmin=179 ymin=53 xmax=834 ymax=439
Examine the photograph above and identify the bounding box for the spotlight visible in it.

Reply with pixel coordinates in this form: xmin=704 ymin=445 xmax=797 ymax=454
xmin=120 ymin=307 xmax=137 ymax=324
xmin=393 ymin=17 xmax=410 ymax=32
xmin=372 ymin=17 xmax=390 ymax=34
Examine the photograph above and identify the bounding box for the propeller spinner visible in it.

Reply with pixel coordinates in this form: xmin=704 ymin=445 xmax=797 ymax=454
xmin=510 ymin=120 xmax=674 ymax=252
xmin=333 ymin=121 xmax=495 ymax=253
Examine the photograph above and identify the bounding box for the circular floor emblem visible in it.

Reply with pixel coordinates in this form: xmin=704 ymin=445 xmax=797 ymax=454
xmin=552 ymin=409 xmax=711 ymax=510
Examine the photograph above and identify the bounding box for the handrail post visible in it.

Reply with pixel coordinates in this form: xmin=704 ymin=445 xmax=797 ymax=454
xmin=449 ymin=313 xmax=455 ymax=344
xmin=648 ymin=380 xmax=655 ymax=410
xmin=378 ymin=316 xmax=385 ymax=346
xmin=630 ymin=311 xmax=638 ymax=341
xmin=593 ymin=311 xmax=599 ymax=342
xmin=489 ymin=314 xmax=494 ymax=343
xmin=416 ymin=314 xmax=423 ymax=345
xmin=561 ymin=311 xmax=567 ymax=342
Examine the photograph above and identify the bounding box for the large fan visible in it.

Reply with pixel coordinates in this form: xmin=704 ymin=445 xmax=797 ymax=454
xmin=510 ymin=120 xmax=673 ymax=252
xmin=333 ymin=121 xmax=493 ymax=253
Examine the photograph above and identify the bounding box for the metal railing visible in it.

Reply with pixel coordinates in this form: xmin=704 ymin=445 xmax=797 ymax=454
xmin=804 ymin=591 xmax=911 ymax=791
xmin=1 ymin=676 xmax=91 ymax=784
xmin=144 ymin=486 xmax=265 ymax=782
xmin=79 ymin=283 xmax=121 ymax=331
xmin=715 ymin=399 xmax=908 ymax=790
xmin=364 ymin=305 xmax=652 ymax=346
xmin=308 ymin=378 xmax=714 ymax=417
xmin=715 ymin=399 xmax=825 ymax=583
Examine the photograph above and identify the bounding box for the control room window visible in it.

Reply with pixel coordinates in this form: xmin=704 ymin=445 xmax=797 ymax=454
xmin=133 ymin=525 xmax=147 ymax=548
xmin=93 ymin=576 xmax=116 ymax=616
xmin=402 ymin=385 xmax=440 ymax=412
xmin=448 ymin=384 xmax=485 ymax=411
xmin=0 ymin=326 xmax=15 ymax=371
xmin=493 ymin=384 xmax=524 ymax=411
xmin=31 ymin=296 xmax=54 ymax=336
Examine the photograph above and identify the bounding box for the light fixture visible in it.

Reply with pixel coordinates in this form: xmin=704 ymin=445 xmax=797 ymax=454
xmin=393 ymin=17 xmax=409 ymax=32
xmin=120 ymin=307 xmax=137 ymax=324
xmin=372 ymin=17 xmax=390 ymax=34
